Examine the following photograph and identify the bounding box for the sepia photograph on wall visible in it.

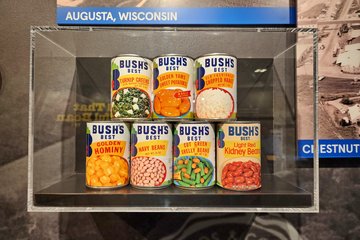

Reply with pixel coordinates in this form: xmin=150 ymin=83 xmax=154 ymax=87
xmin=297 ymin=0 xmax=360 ymax=159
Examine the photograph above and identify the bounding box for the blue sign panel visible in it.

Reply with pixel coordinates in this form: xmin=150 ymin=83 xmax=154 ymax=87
xmin=57 ymin=7 xmax=296 ymax=25
xmin=298 ymin=139 xmax=360 ymax=159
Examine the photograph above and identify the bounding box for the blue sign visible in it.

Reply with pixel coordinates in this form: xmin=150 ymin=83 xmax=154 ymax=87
xmin=298 ymin=139 xmax=360 ymax=159
xmin=57 ymin=7 xmax=296 ymax=25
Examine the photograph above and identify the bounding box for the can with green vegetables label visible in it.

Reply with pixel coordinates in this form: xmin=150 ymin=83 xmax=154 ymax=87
xmin=173 ymin=122 xmax=215 ymax=189
xmin=111 ymin=54 xmax=152 ymax=120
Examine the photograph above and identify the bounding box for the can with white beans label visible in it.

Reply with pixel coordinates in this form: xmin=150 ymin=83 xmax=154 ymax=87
xmin=173 ymin=122 xmax=215 ymax=189
xmin=195 ymin=53 xmax=237 ymax=120
xmin=131 ymin=122 xmax=173 ymax=188
xmin=86 ymin=121 xmax=130 ymax=189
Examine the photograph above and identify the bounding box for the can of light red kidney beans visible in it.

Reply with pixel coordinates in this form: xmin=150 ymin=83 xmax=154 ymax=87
xmin=173 ymin=122 xmax=216 ymax=189
xmin=195 ymin=53 xmax=237 ymax=120
xmin=130 ymin=122 xmax=173 ymax=189
xmin=152 ymin=54 xmax=194 ymax=120
xmin=217 ymin=122 xmax=261 ymax=191
xmin=111 ymin=54 xmax=152 ymax=120
xmin=86 ymin=121 xmax=130 ymax=189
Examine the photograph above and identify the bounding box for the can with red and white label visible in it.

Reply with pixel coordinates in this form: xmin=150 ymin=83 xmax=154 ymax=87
xmin=217 ymin=122 xmax=261 ymax=191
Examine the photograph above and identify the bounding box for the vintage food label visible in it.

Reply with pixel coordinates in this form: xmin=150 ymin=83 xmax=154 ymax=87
xmin=217 ymin=122 xmax=261 ymax=191
xmin=173 ymin=123 xmax=215 ymax=188
xmin=131 ymin=123 xmax=173 ymax=187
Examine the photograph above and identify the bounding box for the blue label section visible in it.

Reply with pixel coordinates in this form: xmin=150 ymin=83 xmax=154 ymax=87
xmin=57 ymin=7 xmax=296 ymax=25
xmin=298 ymin=139 xmax=360 ymax=159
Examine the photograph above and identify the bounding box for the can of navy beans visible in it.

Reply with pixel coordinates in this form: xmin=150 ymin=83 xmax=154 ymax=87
xmin=217 ymin=122 xmax=261 ymax=191
xmin=130 ymin=122 xmax=173 ymax=189
xmin=173 ymin=122 xmax=216 ymax=190
xmin=85 ymin=121 xmax=130 ymax=189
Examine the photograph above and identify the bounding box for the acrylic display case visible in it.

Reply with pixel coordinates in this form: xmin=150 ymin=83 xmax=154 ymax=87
xmin=28 ymin=27 xmax=319 ymax=212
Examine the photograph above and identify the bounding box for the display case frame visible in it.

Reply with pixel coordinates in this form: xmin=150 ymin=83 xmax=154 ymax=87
xmin=28 ymin=26 xmax=319 ymax=212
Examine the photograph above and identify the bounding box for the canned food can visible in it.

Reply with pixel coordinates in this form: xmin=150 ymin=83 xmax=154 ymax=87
xmin=86 ymin=121 xmax=130 ymax=189
xmin=173 ymin=122 xmax=215 ymax=189
xmin=153 ymin=54 xmax=194 ymax=120
xmin=111 ymin=54 xmax=152 ymax=120
xmin=195 ymin=53 xmax=237 ymax=120
xmin=217 ymin=122 xmax=261 ymax=191
xmin=130 ymin=122 xmax=173 ymax=188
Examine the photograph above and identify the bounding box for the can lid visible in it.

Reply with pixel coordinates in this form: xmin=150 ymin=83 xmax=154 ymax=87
xmin=87 ymin=120 xmax=131 ymax=124
xmin=154 ymin=54 xmax=194 ymax=60
xmin=218 ymin=121 xmax=261 ymax=125
xmin=196 ymin=53 xmax=237 ymax=59
xmin=112 ymin=54 xmax=151 ymax=61
xmin=132 ymin=121 xmax=172 ymax=126
xmin=177 ymin=121 xmax=211 ymax=124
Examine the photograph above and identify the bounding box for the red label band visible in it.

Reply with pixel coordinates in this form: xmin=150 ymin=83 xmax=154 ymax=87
xmin=174 ymin=90 xmax=191 ymax=98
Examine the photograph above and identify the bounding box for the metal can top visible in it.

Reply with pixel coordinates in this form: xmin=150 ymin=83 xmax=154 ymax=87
xmin=132 ymin=120 xmax=171 ymax=125
xmin=153 ymin=54 xmax=194 ymax=60
xmin=196 ymin=53 xmax=237 ymax=59
xmin=87 ymin=120 xmax=131 ymax=124
xmin=218 ymin=120 xmax=261 ymax=124
xmin=114 ymin=53 xmax=140 ymax=57
xmin=176 ymin=121 xmax=212 ymax=125
xmin=195 ymin=118 xmax=238 ymax=122
xmin=112 ymin=54 xmax=151 ymax=61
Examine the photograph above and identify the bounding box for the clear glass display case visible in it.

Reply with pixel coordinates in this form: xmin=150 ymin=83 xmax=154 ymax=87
xmin=28 ymin=27 xmax=319 ymax=212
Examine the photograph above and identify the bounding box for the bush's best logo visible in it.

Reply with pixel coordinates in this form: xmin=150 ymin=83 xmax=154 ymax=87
xmin=179 ymin=126 xmax=210 ymax=135
xmin=205 ymin=57 xmax=235 ymax=68
xmin=229 ymin=126 xmax=259 ymax=137
xmin=137 ymin=125 xmax=169 ymax=135
xmin=93 ymin=124 xmax=125 ymax=134
xmin=119 ymin=59 xmax=149 ymax=70
xmin=158 ymin=56 xmax=188 ymax=67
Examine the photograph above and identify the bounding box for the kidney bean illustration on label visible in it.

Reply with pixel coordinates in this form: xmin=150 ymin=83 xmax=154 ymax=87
xmin=217 ymin=122 xmax=261 ymax=191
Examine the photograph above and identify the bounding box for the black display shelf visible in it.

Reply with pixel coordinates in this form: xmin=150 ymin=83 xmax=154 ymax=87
xmin=34 ymin=174 xmax=312 ymax=208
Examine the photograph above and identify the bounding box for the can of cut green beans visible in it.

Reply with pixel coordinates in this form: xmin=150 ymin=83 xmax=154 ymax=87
xmin=173 ymin=122 xmax=215 ymax=189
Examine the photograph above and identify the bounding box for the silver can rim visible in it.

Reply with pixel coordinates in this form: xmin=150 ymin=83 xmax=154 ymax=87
xmin=196 ymin=53 xmax=237 ymax=60
xmin=86 ymin=183 xmax=129 ymax=190
xmin=132 ymin=121 xmax=172 ymax=126
xmin=218 ymin=121 xmax=261 ymax=125
xmin=175 ymin=121 xmax=214 ymax=125
xmin=153 ymin=54 xmax=194 ymax=61
xmin=112 ymin=54 xmax=152 ymax=62
xmin=87 ymin=120 xmax=132 ymax=124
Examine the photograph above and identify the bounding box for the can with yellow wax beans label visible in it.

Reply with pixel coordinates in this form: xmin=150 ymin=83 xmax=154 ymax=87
xmin=173 ymin=122 xmax=215 ymax=189
xmin=86 ymin=121 xmax=130 ymax=189
xmin=217 ymin=122 xmax=261 ymax=191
